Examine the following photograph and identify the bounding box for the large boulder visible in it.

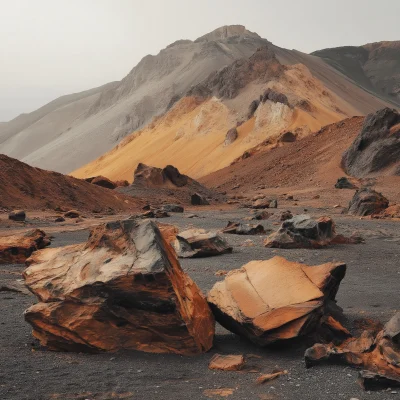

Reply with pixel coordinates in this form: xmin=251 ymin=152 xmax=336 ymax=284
xmin=342 ymin=108 xmax=400 ymax=177
xmin=264 ymin=215 xmax=337 ymax=248
xmin=23 ymin=220 xmax=215 ymax=354
xmin=222 ymin=221 xmax=266 ymax=235
xmin=173 ymin=229 xmax=232 ymax=258
xmin=0 ymin=229 xmax=50 ymax=264
xmin=133 ymin=163 xmax=188 ymax=188
xmin=305 ymin=312 xmax=400 ymax=390
xmin=8 ymin=210 xmax=26 ymax=221
xmin=208 ymin=256 xmax=346 ymax=346
xmin=347 ymin=188 xmax=389 ymax=216
xmin=161 ymin=204 xmax=184 ymax=213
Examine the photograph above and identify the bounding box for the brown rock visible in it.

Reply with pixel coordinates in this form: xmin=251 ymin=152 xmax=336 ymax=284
xmin=209 ymin=354 xmax=245 ymax=371
xmin=347 ymin=188 xmax=389 ymax=216
xmin=8 ymin=210 xmax=26 ymax=221
xmin=252 ymin=199 xmax=270 ymax=209
xmin=280 ymin=210 xmax=293 ymax=221
xmin=207 ymin=256 xmax=346 ymax=345
xmin=305 ymin=312 xmax=400 ymax=390
xmin=222 ymin=221 xmax=266 ymax=235
xmin=173 ymin=229 xmax=232 ymax=258
xmin=23 ymin=219 xmax=215 ymax=354
xmin=0 ymin=229 xmax=50 ymax=264
xmin=114 ymin=180 xmax=129 ymax=188
xmin=90 ymin=176 xmax=117 ymax=190
xmin=64 ymin=210 xmax=80 ymax=218
xmin=54 ymin=216 xmax=65 ymax=223
xmin=278 ymin=131 xmax=296 ymax=143
xmin=252 ymin=211 xmax=272 ymax=220
xmin=256 ymin=370 xmax=288 ymax=384
xmin=133 ymin=163 xmax=188 ymax=188
xmin=224 ymin=128 xmax=238 ymax=146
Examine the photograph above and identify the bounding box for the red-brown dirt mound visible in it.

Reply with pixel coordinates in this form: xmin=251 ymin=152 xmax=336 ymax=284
xmin=0 ymin=155 xmax=142 ymax=212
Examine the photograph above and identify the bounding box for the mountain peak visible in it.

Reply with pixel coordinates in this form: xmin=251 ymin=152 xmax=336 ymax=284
xmin=195 ymin=25 xmax=261 ymax=43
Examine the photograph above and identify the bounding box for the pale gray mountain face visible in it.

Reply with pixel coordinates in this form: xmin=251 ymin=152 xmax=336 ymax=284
xmin=0 ymin=26 xmax=267 ymax=173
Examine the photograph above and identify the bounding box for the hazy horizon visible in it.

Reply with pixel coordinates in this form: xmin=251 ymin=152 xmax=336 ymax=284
xmin=1 ymin=0 xmax=399 ymax=121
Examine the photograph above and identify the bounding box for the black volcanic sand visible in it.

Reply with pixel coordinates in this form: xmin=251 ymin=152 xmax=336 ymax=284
xmin=1 ymin=208 xmax=399 ymax=400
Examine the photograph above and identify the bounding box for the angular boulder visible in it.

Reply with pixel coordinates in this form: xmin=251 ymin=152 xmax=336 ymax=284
xmin=23 ymin=220 xmax=215 ymax=354
xmin=252 ymin=198 xmax=270 ymax=209
xmin=209 ymin=354 xmax=245 ymax=371
xmin=133 ymin=163 xmax=188 ymax=188
xmin=335 ymin=177 xmax=356 ymax=189
xmin=347 ymin=188 xmax=389 ymax=216
xmin=0 ymin=229 xmax=50 ymax=264
xmin=342 ymin=108 xmax=400 ymax=177
xmin=305 ymin=312 xmax=400 ymax=390
xmin=161 ymin=204 xmax=184 ymax=213
xmin=173 ymin=229 xmax=232 ymax=258
xmin=90 ymin=176 xmax=117 ymax=190
xmin=191 ymin=193 xmax=209 ymax=206
xmin=208 ymin=256 xmax=346 ymax=346
xmin=252 ymin=210 xmax=272 ymax=220
xmin=8 ymin=210 xmax=26 ymax=221
xmin=222 ymin=221 xmax=266 ymax=235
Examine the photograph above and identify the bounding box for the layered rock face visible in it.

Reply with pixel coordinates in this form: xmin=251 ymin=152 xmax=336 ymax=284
xmin=207 ymin=256 xmax=346 ymax=346
xmin=347 ymin=188 xmax=389 ymax=216
xmin=0 ymin=229 xmax=50 ymax=264
xmin=23 ymin=220 xmax=215 ymax=354
xmin=342 ymin=108 xmax=400 ymax=177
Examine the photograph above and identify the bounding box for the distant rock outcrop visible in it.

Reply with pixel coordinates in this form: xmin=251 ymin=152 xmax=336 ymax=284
xmin=224 ymin=128 xmax=238 ymax=146
xmin=342 ymin=108 xmax=400 ymax=177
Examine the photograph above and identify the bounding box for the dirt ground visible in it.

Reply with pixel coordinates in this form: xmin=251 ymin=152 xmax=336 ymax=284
xmin=1 ymin=206 xmax=399 ymax=400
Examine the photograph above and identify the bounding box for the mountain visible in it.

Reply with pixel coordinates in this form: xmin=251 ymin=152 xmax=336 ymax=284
xmin=72 ymin=40 xmax=392 ymax=182
xmin=0 ymin=26 xmax=395 ymax=175
xmin=0 ymin=26 xmax=266 ymax=173
xmin=312 ymin=41 xmax=400 ymax=106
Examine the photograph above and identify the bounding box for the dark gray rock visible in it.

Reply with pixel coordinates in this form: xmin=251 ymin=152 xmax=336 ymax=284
xmin=222 ymin=221 xmax=266 ymax=235
xmin=191 ymin=193 xmax=209 ymax=206
xmin=161 ymin=204 xmax=184 ymax=213
xmin=335 ymin=177 xmax=356 ymax=189
xmin=224 ymin=128 xmax=238 ymax=146
xmin=8 ymin=210 xmax=26 ymax=222
xmin=347 ymin=188 xmax=389 ymax=216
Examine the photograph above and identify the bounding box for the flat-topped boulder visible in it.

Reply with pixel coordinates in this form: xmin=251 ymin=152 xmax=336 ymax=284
xmin=0 ymin=229 xmax=51 ymax=264
xmin=173 ymin=229 xmax=232 ymax=258
xmin=23 ymin=219 xmax=214 ymax=354
xmin=222 ymin=221 xmax=266 ymax=235
xmin=208 ymin=256 xmax=346 ymax=346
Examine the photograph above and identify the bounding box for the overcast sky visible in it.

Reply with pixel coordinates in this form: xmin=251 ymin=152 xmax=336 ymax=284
xmin=1 ymin=0 xmax=399 ymax=121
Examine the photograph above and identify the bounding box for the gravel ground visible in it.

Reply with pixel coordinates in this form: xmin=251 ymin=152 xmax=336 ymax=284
xmin=1 ymin=208 xmax=399 ymax=400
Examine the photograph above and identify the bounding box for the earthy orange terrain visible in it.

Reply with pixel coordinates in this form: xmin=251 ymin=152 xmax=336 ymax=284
xmin=0 ymin=155 xmax=142 ymax=212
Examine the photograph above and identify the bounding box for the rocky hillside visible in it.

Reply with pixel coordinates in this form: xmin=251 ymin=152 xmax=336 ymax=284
xmin=312 ymin=41 xmax=400 ymax=106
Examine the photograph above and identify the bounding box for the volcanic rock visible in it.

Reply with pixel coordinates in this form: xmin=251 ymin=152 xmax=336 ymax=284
xmin=8 ymin=210 xmax=26 ymax=221
xmin=261 ymin=88 xmax=290 ymax=107
xmin=0 ymin=229 xmax=50 ymax=264
xmin=224 ymin=128 xmax=238 ymax=146
xmin=222 ymin=221 xmax=266 ymax=235
xmin=161 ymin=204 xmax=184 ymax=213
xmin=173 ymin=229 xmax=232 ymax=258
xmin=191 ymin=193 xmax=209 ymax=206
xmin=342 ymin=108 xmax=400 ymax=177
xmin=305 ymin=312 xmax=400 ymax=390
xmin=280 ymin=210 xmax=293 ymax=221
xmin=64 ymin=210 xmax=80 ymax=218
xmin=278 ymin=131 xmax=296 ymax=143
xmin=335 ymin=177 xmax=356 ymax=189
xmin=89 ymin=176 xmax=117 ymax=190
xmin=23 ymin=219 xmax=215 ymax=354
xmin=208 ymin=354 xmax=245 ymax=371
xmin=347 ymin=188 xmax=389 ymax=216
xmin=208 ymin=256 xmax=346 ymax=346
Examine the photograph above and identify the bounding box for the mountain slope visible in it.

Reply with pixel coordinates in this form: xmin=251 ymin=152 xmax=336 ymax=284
xmin=73 ymin=42 xmax=389 ymax=182
xmin=0 ymin=26 xmax=267 ymax=173
xmin=312 ymin=41 xmax=400 ymax=106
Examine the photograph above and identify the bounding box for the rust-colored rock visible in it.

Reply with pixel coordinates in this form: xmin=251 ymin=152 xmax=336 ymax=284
xmin=222 ymin=221 xmax=265 ymax=235
xmin=64 ymin=210 xmax=80 ymax=218
xmin=207 ymin=256 xmax=346 ymax=345
xmin=256 ymin=370 xmax=288 ymax=384
xmin=173 ymin=229 xmax=232 ymax=258
xmin=305 ymin=312 xmax=400 ymax=390
xmin=347 ymin=188 xmax=389 ymax=216
xmin=133 ymin=163 xmax=188 ymax=188
xmin=0 ymin=229 xmax=50 ymax=264
xmin=23 ymin=219 xmax=215 ymax=354
xmin=89 ymin=176 xmax=117 ymax=190
xmin=208 ymin=354 xmax=245 ymax=371
xmin=252 ymin=199 xmax=270 ymax=209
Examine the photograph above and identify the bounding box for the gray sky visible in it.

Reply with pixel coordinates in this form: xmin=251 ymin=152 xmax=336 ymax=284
xmin=1 ymin=0 xmax=399 ymax=122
